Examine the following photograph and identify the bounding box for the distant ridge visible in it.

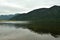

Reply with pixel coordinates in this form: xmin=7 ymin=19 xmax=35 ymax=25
xmin=0 ymin=15 xmax=14 ymax=20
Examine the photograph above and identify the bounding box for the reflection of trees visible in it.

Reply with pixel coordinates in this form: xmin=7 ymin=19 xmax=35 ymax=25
xmin=14 ymin=22 xmax=60 ymax=38
xmin=51 ymin=33 xmax=59 ymax=38
xmin=26 ymin=21 xmax=60 ymax=38
xmin=14 ymin=24 xmax=27 ymax=28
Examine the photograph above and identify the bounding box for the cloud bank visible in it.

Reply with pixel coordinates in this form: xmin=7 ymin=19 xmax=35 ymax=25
xmin=0 ymin=0 xmax=60 ymax=15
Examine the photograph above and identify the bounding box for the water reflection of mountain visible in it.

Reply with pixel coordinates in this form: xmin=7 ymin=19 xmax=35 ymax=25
xmin=14 ymin=24 xmax=60 ymax=38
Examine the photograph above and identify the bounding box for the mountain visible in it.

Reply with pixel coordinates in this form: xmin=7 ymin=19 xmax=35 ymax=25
xmin=10 ymin=5 xmax=60 ymax=22
xmin=0 ymin=15 xmax=14 ymax=20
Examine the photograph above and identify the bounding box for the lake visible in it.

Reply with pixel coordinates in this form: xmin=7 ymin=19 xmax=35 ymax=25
xmin=0 ymin=21 xmax=60 ymax=40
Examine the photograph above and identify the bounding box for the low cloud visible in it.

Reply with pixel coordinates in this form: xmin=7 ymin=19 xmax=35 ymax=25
xmin=0 ymin=0 xmax=60 ymax=15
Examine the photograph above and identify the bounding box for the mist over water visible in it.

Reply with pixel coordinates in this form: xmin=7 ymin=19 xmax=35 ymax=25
xmin=0 ymin=24 xmax=60 ymax=40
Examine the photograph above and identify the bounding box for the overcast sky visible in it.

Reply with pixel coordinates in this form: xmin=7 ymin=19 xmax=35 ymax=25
xmin=0 ymin=0 xmax=60 ymax=15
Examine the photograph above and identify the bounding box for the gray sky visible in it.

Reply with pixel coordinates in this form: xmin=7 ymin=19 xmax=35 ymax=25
xmin=0 ymin=0 xmax=60 ymax=15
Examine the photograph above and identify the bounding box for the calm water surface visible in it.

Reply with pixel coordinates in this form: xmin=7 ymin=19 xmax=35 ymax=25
xmin=0 ymin=22 xmax=60 ymax=40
